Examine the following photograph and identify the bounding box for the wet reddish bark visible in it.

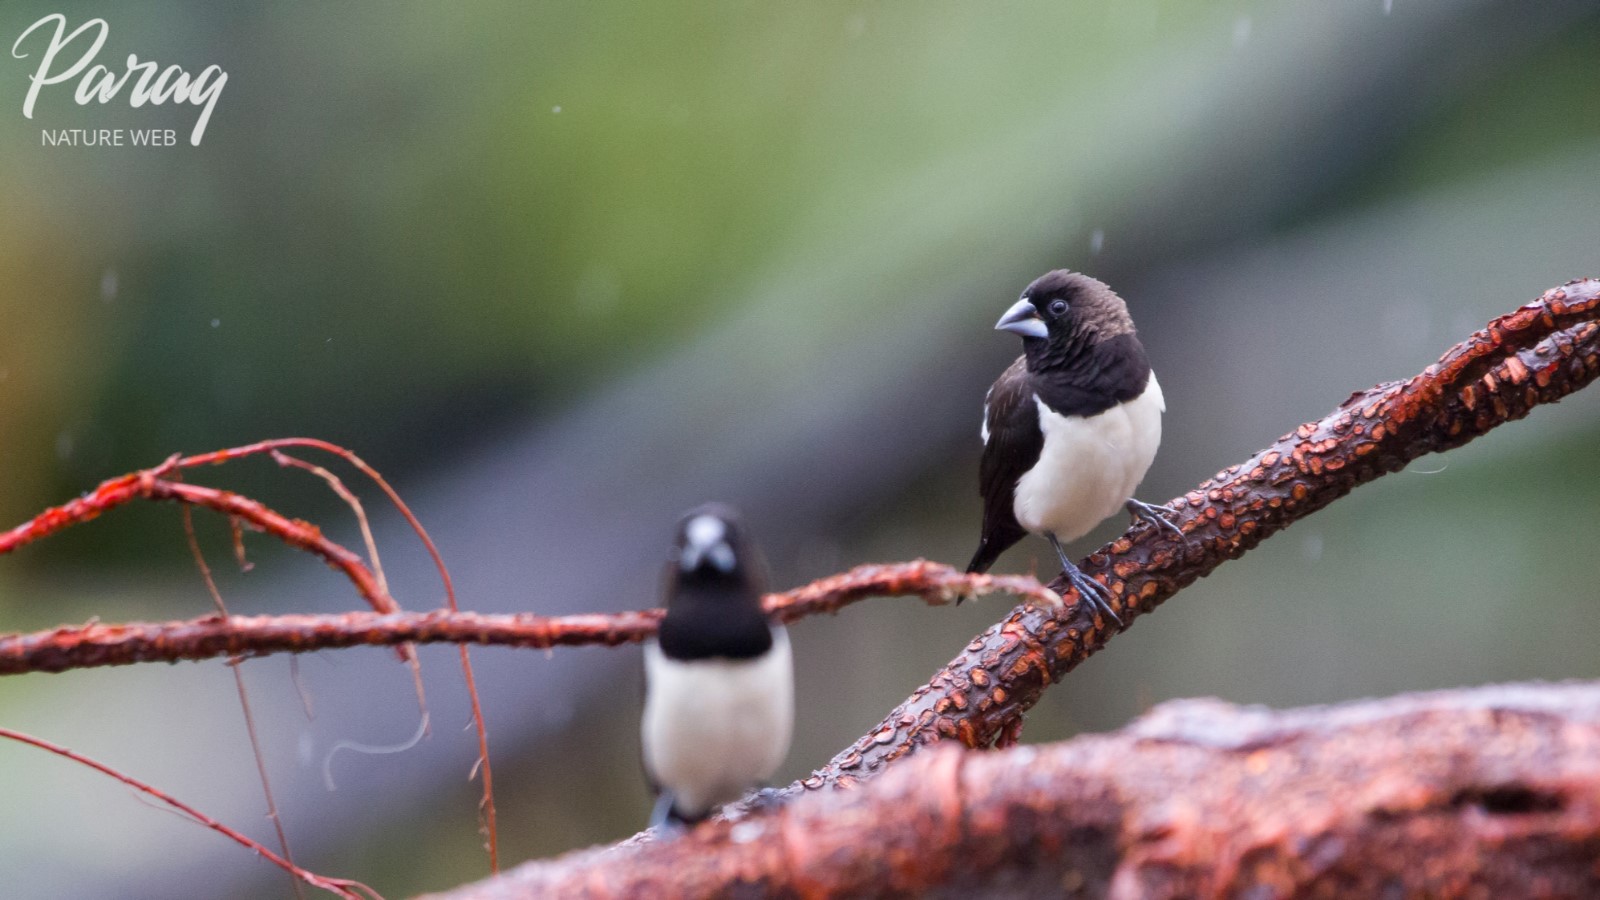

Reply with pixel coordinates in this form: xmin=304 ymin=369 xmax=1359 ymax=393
xmin=0 ymin=445 xmax=400 ymax=614
xmin=427 ymin=681 xmax=1600 ymax=899
xmin=0 ymin=562 xmax=1054 ymax=674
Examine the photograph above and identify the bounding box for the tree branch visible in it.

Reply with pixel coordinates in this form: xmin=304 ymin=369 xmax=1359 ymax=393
xmin=801 ymin=278 xmax=1600 ymax=791
xmin=4 ymin=282 xmax=1598 ymax=897
xmin=426 ymin=680 xmax=1600 ymax=899
xmin=0 ymin=562 xmax=1056 ymax=674
xmin=0 ymin=454 xmax=399 ymax=615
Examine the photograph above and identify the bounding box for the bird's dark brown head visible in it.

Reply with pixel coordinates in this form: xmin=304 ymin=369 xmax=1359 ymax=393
xmin=995 ymin=270 xmax=1137 ymax=371
xmin=659 ymin=503 xmax=772 ymax=659
xmin=665 ymin=502 xmax=767 ymax=609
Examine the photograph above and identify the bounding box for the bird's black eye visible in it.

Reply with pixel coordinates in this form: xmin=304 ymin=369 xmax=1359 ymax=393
xmin=1048 ymin=299 xmax=1068 ymax=316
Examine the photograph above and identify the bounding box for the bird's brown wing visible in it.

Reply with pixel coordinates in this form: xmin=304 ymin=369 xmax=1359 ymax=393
xmin=968 ymin=357 xmax=1040 ymax=573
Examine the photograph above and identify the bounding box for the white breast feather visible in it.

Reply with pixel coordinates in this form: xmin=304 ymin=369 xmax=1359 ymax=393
xmin=641 ymin=628 xmax=794 ymax=818
xmin=1011 ymin=374 xmax=1165 ymax=543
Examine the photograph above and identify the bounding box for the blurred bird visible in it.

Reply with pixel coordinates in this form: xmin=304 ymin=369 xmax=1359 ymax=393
xmin=967 ymin=270 xmax=1180 ymax=624
xmin=642 ymin=503 xmax=794 ymax=828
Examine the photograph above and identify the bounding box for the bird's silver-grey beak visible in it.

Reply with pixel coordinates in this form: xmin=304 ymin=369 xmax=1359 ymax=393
xmin=995 ymin=298 xmax=1048 ymax=339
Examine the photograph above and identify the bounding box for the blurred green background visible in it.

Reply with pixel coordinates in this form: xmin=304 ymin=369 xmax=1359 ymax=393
xmin=0 ymin=1 xmax=1597 ymax=897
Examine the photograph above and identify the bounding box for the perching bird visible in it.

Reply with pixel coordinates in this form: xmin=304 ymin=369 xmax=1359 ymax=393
xmin=641 ymin=503 xmax=794 ymax=828
xmin=967 ymin=270 xmax=1180 ymax=624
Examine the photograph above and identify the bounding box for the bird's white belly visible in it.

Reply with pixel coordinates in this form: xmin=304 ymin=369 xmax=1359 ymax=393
xmin=1013 ymin=375 xmax=1164 ymax=543
xmin=641 ymin=628 xmax=794 ymax=818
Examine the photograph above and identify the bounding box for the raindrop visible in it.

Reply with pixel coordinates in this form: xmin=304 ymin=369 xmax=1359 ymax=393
xmin=100 ymin=268 xmax=118 ymax=303
xmin=1232 ymin=16 xmax=1252 ymax=47
xmin=210 ymin=318 xmax=221 ymax=328
xmin=552 ymin=105 xmax=562 ymax=114
xmin=1089 ymin=228 xmax=1105 ymax=255
xmin=1302 ymin=533 xmax=1323 ymax=563
xmin=55 ymin=430 xmax=74 ymax=461
xmin=1408 ymin=456 xmax=1450 ymax=475
xmin=1383 ymin=0 xmax=1393 ymax=13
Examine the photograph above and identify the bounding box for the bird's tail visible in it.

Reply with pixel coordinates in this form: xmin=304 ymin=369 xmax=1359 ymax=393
xmin=966 ymin=541 xmax=997 ymax=575
xmin=968 ymin=521 xmax=1025 ymax=575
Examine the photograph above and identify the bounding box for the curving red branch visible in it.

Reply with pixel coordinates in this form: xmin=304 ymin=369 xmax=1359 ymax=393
xmin=0 ymin=437 xmax=508 ymax=870
xmin=0 ymin=562 xmax=1057 ymax=674
xmin=423 ymin=680 xmax=1600 ymax=899
xmin=0 ymin=452 xmax=398 ymax=615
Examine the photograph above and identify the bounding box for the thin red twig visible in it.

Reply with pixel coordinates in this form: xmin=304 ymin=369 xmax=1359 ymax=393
xmin=182 ymin=503 xmax=304 ymax=900
xmin=269 ymin=450 xmax=431 ymax=731
xmin=0 ymin=466 xmax=397 ymax=616
xmin=0 ymin=726 xmax=381 ymax=899
xmin=270 ymin=451 xmax=390 ymax=597
xmin=0 ymin=562 xmax=1055 ymax=672
xmin=0 ymin=437 xmax=499 ymax=871
xmin=262 ymin=440 xmax=499 ymax=873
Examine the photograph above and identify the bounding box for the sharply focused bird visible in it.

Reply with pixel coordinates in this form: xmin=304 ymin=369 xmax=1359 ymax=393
xmin=641 ymin=503 xmax=794 ymax=828
xmin=967 ymin=270 xmax=1180 ymax=624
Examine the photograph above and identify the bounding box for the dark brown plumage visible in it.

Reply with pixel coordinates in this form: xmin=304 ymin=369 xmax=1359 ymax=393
xmin=967 ymin=270 xmax=1176 ymax=622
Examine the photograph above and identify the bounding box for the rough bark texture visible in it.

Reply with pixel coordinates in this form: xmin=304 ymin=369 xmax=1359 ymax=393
xmin=803 ymin=279 xmax=1600 ymax=791
xmin=427 ymin=680 xmax=1600 ymax=899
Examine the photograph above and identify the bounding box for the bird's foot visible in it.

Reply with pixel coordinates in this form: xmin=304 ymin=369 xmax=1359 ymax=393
xmin=1126 ymin=498 xmax=1184 ymax=541
xmin=1061 ymin=563 xmax=1121 ymax=627
xmin=648 ymin=793 xmax=684 ymax=834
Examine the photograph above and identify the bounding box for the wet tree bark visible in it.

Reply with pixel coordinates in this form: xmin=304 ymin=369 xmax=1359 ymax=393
xmin=428 ymin=681 xmax=1600 ymax=899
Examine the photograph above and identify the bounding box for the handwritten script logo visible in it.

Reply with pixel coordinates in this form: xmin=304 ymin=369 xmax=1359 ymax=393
xmin=11 ymin=14 xmax=227 ymax=146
